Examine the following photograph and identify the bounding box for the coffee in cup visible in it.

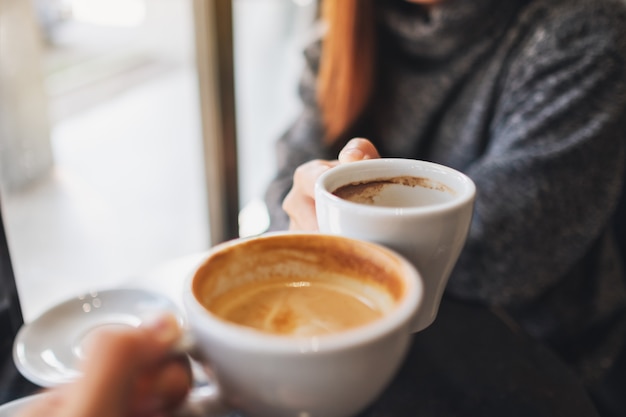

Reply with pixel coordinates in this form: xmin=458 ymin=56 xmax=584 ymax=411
xmin=202 ymin=276 xmax=386 ymax=336
xmin=332 ymin=175 xmax=457 ymax=207
xmin=192 ymin=234 xmax=402 ymax=338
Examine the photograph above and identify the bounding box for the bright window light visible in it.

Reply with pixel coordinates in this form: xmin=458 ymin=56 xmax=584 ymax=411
xmin=70 ymin=0 xmax=146 ymax=27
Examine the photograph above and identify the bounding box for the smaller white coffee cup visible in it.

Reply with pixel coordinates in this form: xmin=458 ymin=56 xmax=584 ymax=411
xmin=315 ymin=158 xmax=476 ymax=332
xmin=178 ymin=232 xmax=423 ymax=417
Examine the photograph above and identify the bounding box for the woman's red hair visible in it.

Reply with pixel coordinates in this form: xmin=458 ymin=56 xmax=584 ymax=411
xmin=317 ymin=0 xmax=377 ymax=144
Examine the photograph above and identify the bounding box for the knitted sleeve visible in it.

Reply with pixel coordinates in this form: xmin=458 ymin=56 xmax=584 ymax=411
xmin=447 ymin=0 xmax=626 ymax=306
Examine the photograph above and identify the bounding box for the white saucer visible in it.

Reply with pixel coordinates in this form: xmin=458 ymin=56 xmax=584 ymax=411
xmin=13 ymin=288 xmax=183 ymax=388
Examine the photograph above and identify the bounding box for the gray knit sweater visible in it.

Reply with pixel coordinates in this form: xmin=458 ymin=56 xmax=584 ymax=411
xmin=264 ymin=0 xmax=626 ymax=392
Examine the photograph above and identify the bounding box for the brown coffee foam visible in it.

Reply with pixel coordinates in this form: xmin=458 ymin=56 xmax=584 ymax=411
xmin=192 ymin=234 xmax=406 ymax=324
xmin=208 ymin=278 xmax=384 ymax=335
xmin=332 ymin=175 xmax=454 ymax=204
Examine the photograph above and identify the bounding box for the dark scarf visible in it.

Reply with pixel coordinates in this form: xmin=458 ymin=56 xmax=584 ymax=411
xmin=364 ymin=0 xmax=527 ymax=157
xmin=377 ymin=0 xmax=527 ymax=61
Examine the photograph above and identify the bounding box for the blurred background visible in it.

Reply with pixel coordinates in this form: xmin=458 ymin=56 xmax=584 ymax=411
xmin=0 ymin=0 xmax=318 ymax=321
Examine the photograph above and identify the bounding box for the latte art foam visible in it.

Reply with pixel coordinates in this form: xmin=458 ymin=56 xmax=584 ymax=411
xmin=207 ymin=278 xmax=383 ymax=336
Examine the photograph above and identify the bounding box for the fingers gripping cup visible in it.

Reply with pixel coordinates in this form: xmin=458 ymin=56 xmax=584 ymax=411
xmin=315 ymin=159 xmax=476 ymax=332
xmin=181 ymin=232 xmax=423 ymax=417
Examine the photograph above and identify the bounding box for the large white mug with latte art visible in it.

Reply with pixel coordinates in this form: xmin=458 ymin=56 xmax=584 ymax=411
xmin=179 ymin=232 xmax=423 ymax=417
xmin=315 ymin=158 xmax=476 ymax=332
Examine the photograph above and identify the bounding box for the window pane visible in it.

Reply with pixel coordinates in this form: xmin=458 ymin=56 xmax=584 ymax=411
xmin=233 ymin=0 xmax=317 ymax=237
xmin=0 ymin=0 xmax=209 ymax=321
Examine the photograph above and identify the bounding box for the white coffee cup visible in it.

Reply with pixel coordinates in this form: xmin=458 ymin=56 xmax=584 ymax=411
xmin=315 ymin=159 xmax=475 ymax=332
xmin=179 ymin=232 xmax=423 ymax=417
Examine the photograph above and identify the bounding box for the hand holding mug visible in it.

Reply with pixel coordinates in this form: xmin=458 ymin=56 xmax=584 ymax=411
xmin=284 ymin=137 xmax=475 ymax=331
xmin=283 ymin=138 xmax=380 ymax=231
xmin=17 ymin=233 xmax=423 ymax=417
xmin=17 ymin=315 xmax=191 ymax=417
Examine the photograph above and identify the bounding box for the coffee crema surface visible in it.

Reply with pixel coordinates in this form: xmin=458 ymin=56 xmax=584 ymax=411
xmin=192 ymin=234 xmax=405 ymax=337
xmin=332 ymin=175 xmax=455 ymax=207
xmin=207 ymin=277 xmax=383 ymax=336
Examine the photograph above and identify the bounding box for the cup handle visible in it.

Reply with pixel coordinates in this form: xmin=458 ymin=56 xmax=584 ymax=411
xmin=172 ymin=334 xmax=235 ymax=417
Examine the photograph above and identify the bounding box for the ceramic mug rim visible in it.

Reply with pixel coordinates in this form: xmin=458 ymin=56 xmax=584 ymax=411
xmin=183 ymin=232 xmax=423 ymax=354
xmin=315 ymin=158 xmax=476 ymax=216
